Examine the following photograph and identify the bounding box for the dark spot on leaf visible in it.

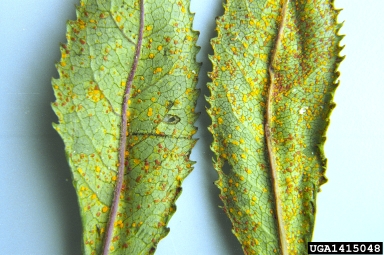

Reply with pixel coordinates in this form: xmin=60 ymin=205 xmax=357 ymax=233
xmin=149 ymin=247 xmax=156 ymax=254
xmin=176 ymin=187 xmax=182 ymax=196
xmin=162 ymin=114 xmax=180 ymax=124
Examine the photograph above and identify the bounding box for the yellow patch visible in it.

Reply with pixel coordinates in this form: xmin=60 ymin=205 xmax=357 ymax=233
xmin=147 ymin=108 xmax=153 ymax=117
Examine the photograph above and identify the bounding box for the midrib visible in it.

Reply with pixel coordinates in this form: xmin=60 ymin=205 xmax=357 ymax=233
xmin=102 ymin=1 xmax=145 ymax=254
xmin=265 ymin=1 xmax=290 ymax=254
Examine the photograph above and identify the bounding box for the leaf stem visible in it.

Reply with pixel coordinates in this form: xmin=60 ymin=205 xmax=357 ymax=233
xmin=102 ymin=1 xmax=145 ymax=254
xmin=265 ymin=0 xmax=290 ymax=254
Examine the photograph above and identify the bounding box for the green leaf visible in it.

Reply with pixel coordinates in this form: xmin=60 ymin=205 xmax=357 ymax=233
xmin=208 ymin=0 xmax=343 ymax=254
xmin=52 ymin=0 xmax=199 ymax=254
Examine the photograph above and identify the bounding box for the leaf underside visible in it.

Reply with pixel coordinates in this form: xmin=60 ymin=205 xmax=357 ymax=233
xmin=208 ymin=0 xmax=343 ymax=254
xmin=52 ymin=0 xmax=199 ymax=254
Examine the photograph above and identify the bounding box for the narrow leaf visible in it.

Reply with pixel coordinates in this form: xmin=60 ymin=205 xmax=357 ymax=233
xmin=208 ymin=0 xmax=343 ymax=254
xmin=52 ymin=0 xmax=199 ymax=254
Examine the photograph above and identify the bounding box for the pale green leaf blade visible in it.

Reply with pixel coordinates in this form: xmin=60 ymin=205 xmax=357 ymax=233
xmin=52 ymin=0 xmax=199 ymax=254
xmin=208 ymin=0 xmax=343 ymax=254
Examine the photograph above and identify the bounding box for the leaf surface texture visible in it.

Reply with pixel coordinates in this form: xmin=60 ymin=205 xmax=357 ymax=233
xmin=208 ymin=0 xmax=343 ymax=254
xmin=52 ymin=0 xmax=199 ymax=254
